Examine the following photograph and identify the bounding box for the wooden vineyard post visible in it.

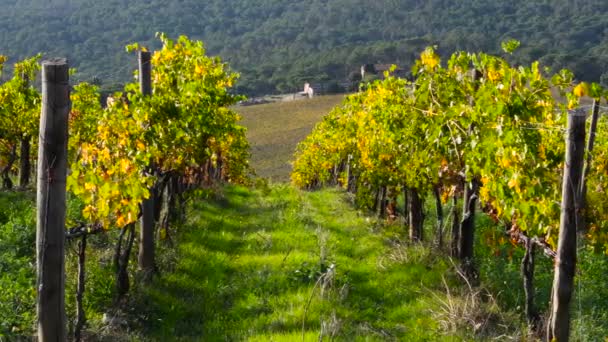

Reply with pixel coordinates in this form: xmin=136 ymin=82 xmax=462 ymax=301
xmin=580 ymin=99 xmax=600 ymax=205
xmin=548 ymin=109 xmax=586 ymax=342
xmin=138 ymin=50 xmax=156 ymax=279
xmin=74 ymin=234 xmax=87 ymax=342
xmin=19 ymin=73 xmax=31 ymax=188
xmin=345 ymin=154 xmax=353 ymax=192
xmin=19 ymin=136 xmax=31 ymax=187
xmin=36 ymin=58 xmax=70 ymax=342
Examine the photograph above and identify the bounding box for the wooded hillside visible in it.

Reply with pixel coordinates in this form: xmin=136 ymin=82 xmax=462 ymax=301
xmin=1 ymin=0 xmax=607 ymax=94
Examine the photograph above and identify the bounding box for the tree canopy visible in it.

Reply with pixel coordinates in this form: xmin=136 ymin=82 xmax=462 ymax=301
xmin=1 ymin=0 xmax=607 ymax=95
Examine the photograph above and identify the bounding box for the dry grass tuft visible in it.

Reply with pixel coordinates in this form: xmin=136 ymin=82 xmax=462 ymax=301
xmin=428 ymin=265 xmax=526 ymax=341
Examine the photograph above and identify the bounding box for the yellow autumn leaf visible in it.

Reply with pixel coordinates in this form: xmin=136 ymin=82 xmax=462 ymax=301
xmin=487 ymin=68 xmax=501 ymax=82
xmin=82 ymin=205 xmax=95 ymax=219
xmin=546 ymin=234 xmax=556 ymax=249
xmin=536 ymin=100 xmax=550 ymax=108
xmin=508 ymin=175 xmax=519 ymax=189
xmin=102 ymin=149 xmax=112 ymax=163
xmin=573 ymin=82 xmax=588 ymax=97
xmin=152 ymin=52 xmax=161 ymax=64
xmin=420 ymin=48 xmax=440 ymax=69
xmin=440 ymin=191 xmax=449 ymax=204
xmin=116 ymin=215 xmax=127 ymax=227
xmin=120 ymin=159 xmax=131 ymax=173
xmin=539 ymin=145 xmax=546 ymax=160
xmin=479 ymin=186 xmax=490 ymax=201
xmin=379 ymin=153 xmax=392 ymax=161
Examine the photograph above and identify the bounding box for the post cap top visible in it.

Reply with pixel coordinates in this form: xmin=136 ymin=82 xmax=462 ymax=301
xmin=42 ymin=58 xmax=68 ymax=66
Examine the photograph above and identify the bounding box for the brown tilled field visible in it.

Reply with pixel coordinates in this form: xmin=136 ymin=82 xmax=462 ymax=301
xmin=237 ymin=95 xmax=345 ymax=182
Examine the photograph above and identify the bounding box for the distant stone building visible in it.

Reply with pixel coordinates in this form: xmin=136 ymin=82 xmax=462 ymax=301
xmin=361 ymin=63 xmax=407 ymax=80
xmin=303 ymin=83 xmax=314 ymax=98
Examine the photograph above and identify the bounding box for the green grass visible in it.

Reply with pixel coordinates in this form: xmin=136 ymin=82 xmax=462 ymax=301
xmin=3 ymin=182 xmax=608 ymax=341
xmin=237 ymin=95 xmax=345 ymax=182
xmin=0 ymin=191 xmax=36 ymax=337
xmin=126 ymin=184 xmax=479 ymax=341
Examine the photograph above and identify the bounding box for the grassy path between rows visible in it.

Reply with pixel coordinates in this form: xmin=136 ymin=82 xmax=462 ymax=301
xmin=133 ymin=185 xmax=463 ymax=341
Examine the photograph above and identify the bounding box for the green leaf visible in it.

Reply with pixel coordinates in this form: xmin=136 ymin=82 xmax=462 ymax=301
xmin=501 ymin=39 xmax=521 ymax=54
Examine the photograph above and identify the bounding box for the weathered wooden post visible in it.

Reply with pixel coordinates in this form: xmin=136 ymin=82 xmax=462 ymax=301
xmin=19 ymin=73 xmax=31 ymax=188
xmin=19 ymin=136 xmax=31 ymax=187
xmin=36 ymin=58 xmax=70 ymax=342
xmin=580 ymin=99 xmax=600 ymax=204
xmin=74 ymin=234 xmax=87 ymax=342
xmin=138 ymin=50 xmax=156 ymax=279
xmin=344 ymin=154 xmax=352 ymax=191
xmin=548 ymin=108 xmax=586 ymax=342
